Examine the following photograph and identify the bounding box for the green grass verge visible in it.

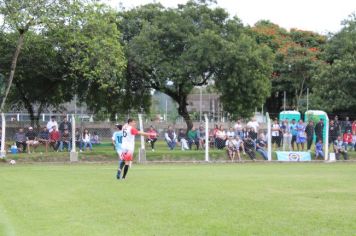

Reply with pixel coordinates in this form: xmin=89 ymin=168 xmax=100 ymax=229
xmin=0 ymin=163 xmax=355 ymax=235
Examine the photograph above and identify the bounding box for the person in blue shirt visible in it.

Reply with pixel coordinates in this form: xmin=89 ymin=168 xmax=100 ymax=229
xmin=112 ymin=124 xmax=124 ymax=179
xmin=315 ymin=139 xmax=324 ymax=160
xmin=289 ymin=119 xmax=298 ymax=151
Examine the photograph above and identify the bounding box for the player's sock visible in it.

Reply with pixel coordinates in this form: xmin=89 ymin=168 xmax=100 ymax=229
xmin=116 ymin=161 xmax=125 ymax=179
xmin=122 ymin=165 xmax=129 ymax=179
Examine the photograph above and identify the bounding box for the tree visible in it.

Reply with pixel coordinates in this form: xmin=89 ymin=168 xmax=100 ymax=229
xmin=251 ymin=21 xmax=326 ymax=113
xmin=0 ymin=32 xmax=73 ymax=127
xmin=51 ymin=3 xmax=127 ymax=120
xmin=120 ymin=1 xmax=273 ymax=130
xmin=0 ymin=2 xmax=127 ymax=122
xmin=0 ymin=0 xmax=77 ymax=112
xmin=311 ymin=14 xmax=356 ymax=112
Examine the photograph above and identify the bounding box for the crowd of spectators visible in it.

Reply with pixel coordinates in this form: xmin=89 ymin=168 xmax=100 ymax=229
xmin=9 ymin=116 xmax=98 ymax=154
xmin=158 ymin=115 xmax=356 ymax=161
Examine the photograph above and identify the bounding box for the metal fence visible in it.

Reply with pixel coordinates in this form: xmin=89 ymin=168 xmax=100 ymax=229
xmin=1 ymin=112 xmax=355 ymax=161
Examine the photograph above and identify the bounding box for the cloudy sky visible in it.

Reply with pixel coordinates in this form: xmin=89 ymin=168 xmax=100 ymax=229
xmin=103 ymin=0 xmax=356 ymax=34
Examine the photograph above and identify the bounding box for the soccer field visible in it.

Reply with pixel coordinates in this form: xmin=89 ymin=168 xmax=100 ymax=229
xmin=1 ymin=163 xmax=355 ymax=236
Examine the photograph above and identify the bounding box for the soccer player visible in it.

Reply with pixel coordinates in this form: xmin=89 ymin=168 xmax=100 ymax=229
xmin=121 ymin=118 xmax=154 ymax=179
xmin=112 ymin=124 xmax=124 ymax=179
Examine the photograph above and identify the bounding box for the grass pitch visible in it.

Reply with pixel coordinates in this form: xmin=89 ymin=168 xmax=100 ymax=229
xmin=1 ymin=163 xmax=356 ymax=236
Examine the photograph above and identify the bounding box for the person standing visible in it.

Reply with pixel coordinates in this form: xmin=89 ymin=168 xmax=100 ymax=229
xmin=112 ymin=124 xmax=124 ymax=179
xmin=120 ymin=118 xmax=154 ymax=179
xmin=314 ymin=119 xmax=324 ymax=143
xmin=296 ymin=119 xmax=306 ymax=151
xmin=289 ymin=119 xmax=298 ymax=151
xmin=46 ymin=116 xmax=58 ymax=133
xmin=305 ymin=120 xmax=315 ymax=151
xmin=58 ymin=116 xmax=72 ymax=135
xmin=14 ymin=128 xmax=27 ymax=153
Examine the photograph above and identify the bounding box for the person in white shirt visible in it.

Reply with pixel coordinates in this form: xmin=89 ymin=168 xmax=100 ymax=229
xmin=247 ymin=117 xmax=259 ymax=133
xmin=46 ymin=116 xmax=58 ymax=133
xmin=120 ymin=118 xmax=154 ymax=179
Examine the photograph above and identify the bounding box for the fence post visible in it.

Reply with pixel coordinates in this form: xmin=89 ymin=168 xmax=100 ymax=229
xmin=267 ymin=112 xmax=272 ymax=161
xmin=1 ymin=113 xmax=6 ymax=158
xmin=204 ymin=114 xmax=209 ymax=162
xmin=138 ymin=114 xmax=146 ymax=163
xmin=70 ymin=114 xmax=78 ymax=162
xmin=324 ymin=114 xmax=329 ymax=161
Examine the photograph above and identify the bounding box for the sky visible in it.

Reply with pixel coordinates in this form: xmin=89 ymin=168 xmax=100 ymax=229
xmin=103 ymin=0 xmax=356 ymax=34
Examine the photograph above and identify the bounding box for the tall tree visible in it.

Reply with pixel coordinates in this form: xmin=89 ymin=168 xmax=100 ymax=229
xmin=0 ymin=0 xmax=78 ymax=112
xmin=120 ymin=1 xmax=273 ymax=130
xmin=311 ymin=14 xmax=356 ymax=112
xmin=251 ymin=21 xmax=326 ymax=113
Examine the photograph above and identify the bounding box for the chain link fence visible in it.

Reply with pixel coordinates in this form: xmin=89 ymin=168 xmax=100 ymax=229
xmin=1 ymin=112 xmax=355 ymax=161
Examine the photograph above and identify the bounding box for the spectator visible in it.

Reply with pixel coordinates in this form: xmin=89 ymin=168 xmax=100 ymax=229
xmin=334 ymin=136 xmax=348 ymax=160
xmin=352 ymin=131 xmax=356 ymax=152
xmin=296 ymin=119 xmax=306 ymax=151
xmin=352 ymin=120 xmax=356 ymax=135
xmin=177 ymin=129 xmax=189 ymax=150
xmin=164 ymin=126 xmax=177 ymax=150
xmin=248 ymin=127 xmax=257 ymax=141
xmin=59 ymin=129 xmax=71 ymax=152
xmin=329 ymin=120 xmax=338 ymax=146
xmin=146 ymin=126 xmax=158 ymax=151
xmin=75 ymin=128 xmax=82 ymax=150
xmin=14 ymin=128 xmax=27 ymax=153
xmin=58 ymin=116 xmax=72 ymax=135
xmin=226 ymin=127 xmax=235 ymax=138
xmin=256 ymin=133 xmax=268 ymax=160
xmin=91 ymin=131 xmax=100 ymax=144
xmin=305 ymin=120 xmax=314 ymax=151
xmin=46 ymin=116 xmax=58 ymax=133
xmin=334 ymin=115 xmax=341 ymax=137
xmin=187 ymin=127 xmax=199 ymax=150
xmin=241 ymin=127 xmax=249 ymax=140
xmin=271 ymin=119 xmax=281 ymax=149
xmin=197 ymin=125 xmax=205 ymax=150
xmin=342 ymin=130 xmax=353 ymax=151
xmin=247 ymin=117 xmax=259 ymax=133
xmin=81 ymin=128 xmax=92 ymax=151
xmin=343 ymin=117 xmax=352 ymax=134
xmin=289 ymin=119 xmax=298 ymax=151
xmin=225 ymin=135 xmax=239 ymax=161
xmin=315 ymin=140 xmax=324 ymax=160
xmin=234 ymin=119 xmax=243 ymax=139
xmin=244 ymin=137 xmax=256 ymax=161
xmin=26 ymin=126 xmax=39 ymax=153
xmin=38 ymin=127 xmax=50 ymax=153
xmin=49 ymin=126 xmax=60 ymax=151
xmin=215 ymin=125 xmax=226 ymax=149
xmin=315 ymin=119 xmax=324 ymax=143
xmin=0 ymin=128 xmax=2 ymax=149
xmin=282 ymin=120 xmax=292 ymax=151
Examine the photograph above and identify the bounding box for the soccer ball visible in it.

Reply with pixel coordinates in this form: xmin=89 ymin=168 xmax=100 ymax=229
xmin=9 ymin=159 xmax=16 ymax=165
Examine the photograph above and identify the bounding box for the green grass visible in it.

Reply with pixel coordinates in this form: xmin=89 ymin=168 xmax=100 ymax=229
xmin=0 ymin=163 xmax=356 ymax=235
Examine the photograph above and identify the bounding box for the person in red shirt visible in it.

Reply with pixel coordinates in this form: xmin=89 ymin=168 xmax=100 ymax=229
xmin=49 ymin=126 xmax=61 ymax=151
xmin=343 ymin=130 xmax=353 ymax=151
xmin=352 ymin=120 xmax=356 ymax=135
xmin=146 ymin=126 xmax=158 ymax=151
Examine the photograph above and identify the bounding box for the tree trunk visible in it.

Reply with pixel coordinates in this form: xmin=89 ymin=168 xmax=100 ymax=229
xmin=177 ymin=96 xmax=193 ymax=131
xmin=0 ymin=32 xmax=25 ymax=112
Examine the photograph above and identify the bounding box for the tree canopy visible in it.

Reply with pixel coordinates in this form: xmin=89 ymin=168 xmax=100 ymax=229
xmin=120 ymin=0 xmax=273 ymax=129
